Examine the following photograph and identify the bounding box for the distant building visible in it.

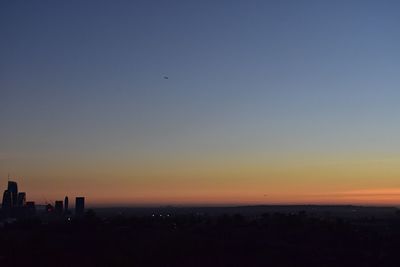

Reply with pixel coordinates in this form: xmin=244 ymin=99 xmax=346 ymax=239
xmin=17 ymin=192 xmax=26 ymax=207
xmin=7 ymin=181 xmax=18 ymax=207
xmin=55 ymin=201 xmax=63 ymax=214
xmin=45 ymin=203 xmax=54 ymax=213
xmin=75 ymin=197 xmax=85 ymax=216
xmin=26 ymin=201 xmax=36 ymax=214
xmin=2 ymin=190 xmax=13 ymax=210
xmin=64 ymin=196 xmax=69 ymax=213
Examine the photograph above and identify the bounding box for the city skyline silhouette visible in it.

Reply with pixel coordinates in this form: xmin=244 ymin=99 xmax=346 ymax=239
xmin=2 ymin=1 xmax=400 ymax=266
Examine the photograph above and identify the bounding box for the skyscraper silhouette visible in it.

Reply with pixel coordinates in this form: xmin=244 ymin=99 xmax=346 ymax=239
xmin=17 ymin=192 xmax=26 ymax=207
xmin=2 ymin=190 xmax=12 ymax=210
xmin=75 ymin=197 xmax=85 ymax=216
xmin=7 ymin=181 xmax=18 ymax=207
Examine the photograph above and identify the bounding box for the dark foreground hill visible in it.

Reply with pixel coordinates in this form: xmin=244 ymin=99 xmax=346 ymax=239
xmin=1 ymin=206 xmax=400 ymax=267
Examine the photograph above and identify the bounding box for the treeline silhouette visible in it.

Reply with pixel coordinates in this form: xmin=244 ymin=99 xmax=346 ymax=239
xmin=2 ymin=210 xmax=400 ymax=266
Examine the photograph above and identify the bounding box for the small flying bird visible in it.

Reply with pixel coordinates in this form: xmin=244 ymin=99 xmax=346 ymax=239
xmin=163 ymin=76 xmax=169 ymax=80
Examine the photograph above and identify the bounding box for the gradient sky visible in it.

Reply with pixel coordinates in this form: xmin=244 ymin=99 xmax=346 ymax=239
xmin=1 ymin=0 xmax=400 ymax=206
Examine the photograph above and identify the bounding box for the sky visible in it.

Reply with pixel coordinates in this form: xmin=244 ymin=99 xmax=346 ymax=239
xmin=1 ymin=0 xmax=400 ymax=206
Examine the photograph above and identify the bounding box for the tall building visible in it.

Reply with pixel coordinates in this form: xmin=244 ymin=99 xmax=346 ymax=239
xmin=17 ymin=192 xmax=26 ymax=207
xmin=7 ymin=181 xmax=18 ymax=207
xmin=55 ymin=201 xmax=63 ymax=214
xmin=64 ymin=196 xmax=69 ymax=213
xmin=75 ymin=197 xmax=85 ymax=216
xmin=2 ymin=190 xmax=12 ymax=210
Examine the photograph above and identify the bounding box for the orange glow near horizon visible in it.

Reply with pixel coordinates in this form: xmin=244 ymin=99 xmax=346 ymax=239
xmin=4 ymin=154 xmax=400 ymax=207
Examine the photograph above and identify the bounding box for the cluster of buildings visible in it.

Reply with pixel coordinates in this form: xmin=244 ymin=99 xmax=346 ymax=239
xmin=1 ymin=180 xmax=85 ymax=218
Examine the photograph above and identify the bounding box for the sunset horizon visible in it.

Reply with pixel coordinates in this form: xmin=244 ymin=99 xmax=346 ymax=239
xmin=2 ymin=1 xmax=400 ymax=207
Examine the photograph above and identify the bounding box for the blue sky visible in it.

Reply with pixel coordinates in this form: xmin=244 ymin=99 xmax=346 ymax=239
xmin=1 ymin=1 xmax=400 ymax=204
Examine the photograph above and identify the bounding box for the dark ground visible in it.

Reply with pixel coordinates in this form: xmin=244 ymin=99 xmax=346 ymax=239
xmin=1 ymin=206 xmax=400 ymax=267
